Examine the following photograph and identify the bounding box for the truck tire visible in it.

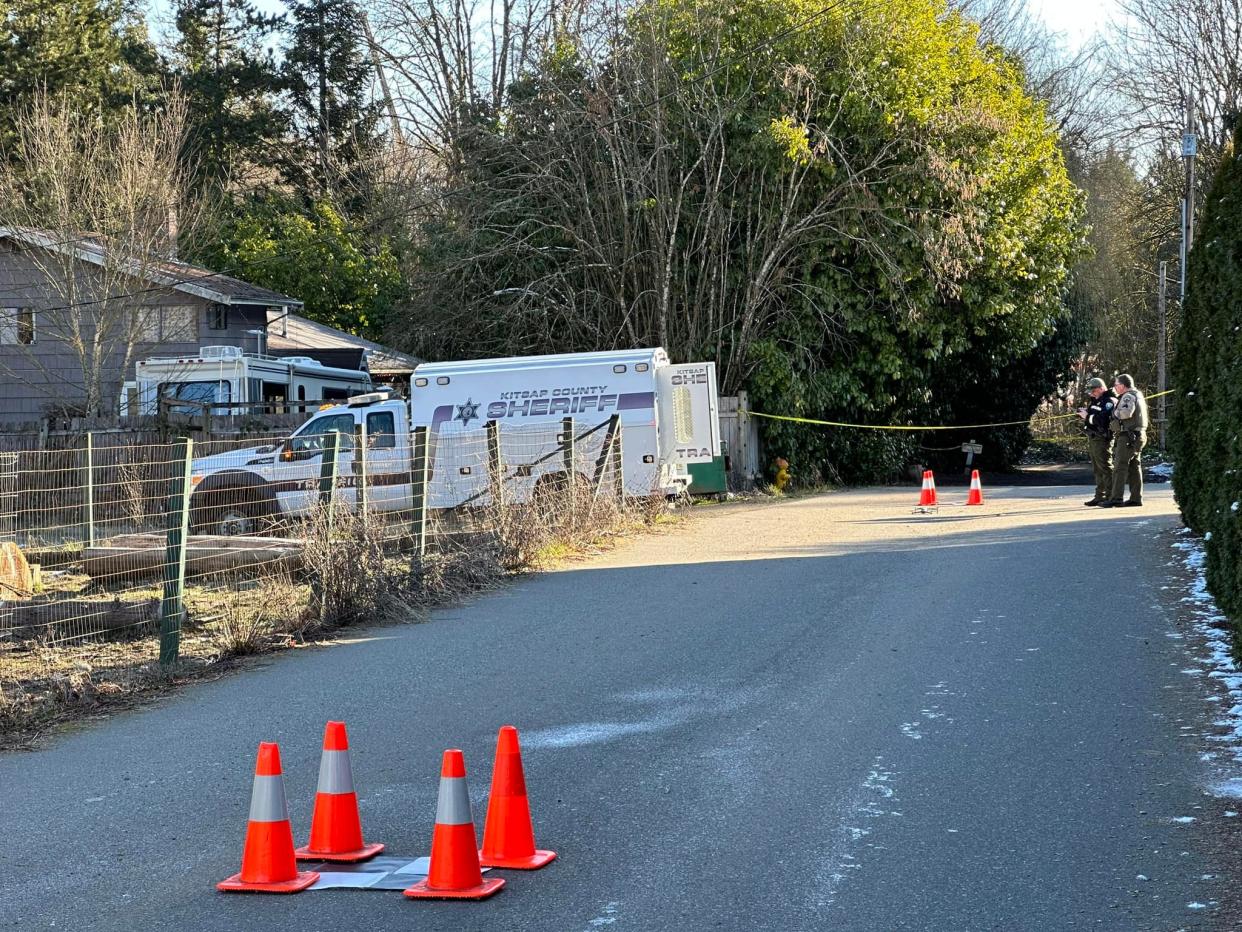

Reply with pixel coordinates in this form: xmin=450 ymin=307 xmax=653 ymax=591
xmin=211 ymin=503 xmax=260 ymax=537
xmin=189 ymin=473 xmax=277 ymax=536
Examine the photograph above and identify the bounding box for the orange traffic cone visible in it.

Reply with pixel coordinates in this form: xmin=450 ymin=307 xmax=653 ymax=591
xmin=479 ymin=726 xmax=556 ymax=870
xmin=404 ymin=750 xmax=505 ymax=901
xmin=966 ymin=469 xmax=984 ymax=506
xmin=218 ymin=743 xmax=319 ymax=893
xmin=918 ymin=470 xmax=939 ymax=507
xmin=296 ymin=721 xmax=385 ymax=863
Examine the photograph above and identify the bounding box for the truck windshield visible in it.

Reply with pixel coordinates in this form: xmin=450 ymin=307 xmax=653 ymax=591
xmin=288 ymin=413 xmax=355 ymax=455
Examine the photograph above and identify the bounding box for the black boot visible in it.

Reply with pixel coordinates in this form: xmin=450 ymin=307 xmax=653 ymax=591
xmin=1084 ymin=497 xmax=1103 ymax=506
xmin=1123 ymin=499 xmax=1143 ymax=507
xmin=1098 ymin=500 xmax=1124 ymax=508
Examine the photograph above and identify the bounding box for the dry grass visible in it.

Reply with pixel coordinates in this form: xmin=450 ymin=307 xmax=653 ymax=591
xmin=0 ymin=487 xmax=675 ymax=750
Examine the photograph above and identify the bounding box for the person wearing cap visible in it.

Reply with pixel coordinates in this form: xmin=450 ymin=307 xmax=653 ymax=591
xmin=1100 ymin=373 xmax=1147 ymax=508
xmin=1077 ymin=377 xmax=1116 ymax=506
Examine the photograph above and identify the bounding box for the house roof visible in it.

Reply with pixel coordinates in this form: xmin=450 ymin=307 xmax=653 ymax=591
xmin=267 ymin=313 xmax=420 ymax=377
xmin=0 ymin=227 xmax=303 ymax=309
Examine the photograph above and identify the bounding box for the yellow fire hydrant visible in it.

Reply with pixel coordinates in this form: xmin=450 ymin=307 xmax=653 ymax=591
xmin=773 ymin=457 xmax=791 ymax=493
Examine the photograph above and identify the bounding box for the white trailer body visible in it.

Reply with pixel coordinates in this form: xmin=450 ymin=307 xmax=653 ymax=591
xmin=184 ymin=348 xmax=719 ymax=534
xmin=408 ymin=348 xmax=719 ymax=507
xmin=121 ymin=345 xmax=372 ymax=416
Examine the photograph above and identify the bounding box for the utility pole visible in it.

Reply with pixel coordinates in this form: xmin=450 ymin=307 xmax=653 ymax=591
xmin=1180 ymin=98 xmax=1198 ymax=301
xmin=1157 ymin=261 xmax=1168 ymax=450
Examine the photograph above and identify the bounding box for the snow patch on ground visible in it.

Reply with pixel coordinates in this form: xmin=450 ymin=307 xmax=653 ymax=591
xmin=1148 ymin=462 xmax=1175 ymax=481
xmin=1171 ymin=532 xmax=1242 ymax=796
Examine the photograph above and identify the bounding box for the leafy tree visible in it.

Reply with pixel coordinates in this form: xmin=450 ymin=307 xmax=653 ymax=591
xmin=0 ymin=0 xmax=160 ymax=151
xmin=199 ymin=196 xmax=402 ymax=337
xmin=402 ymin=0 xmax=1087 ymax=479
xmin=281 ymin=0 xmax=383 ymax=201
xmin=1170 ymin=126 xmax=1242 ymax=642
xmin=171 ymin=0 xmax=287 ymax=193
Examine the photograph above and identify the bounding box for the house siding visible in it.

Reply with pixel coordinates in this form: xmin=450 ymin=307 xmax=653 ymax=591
xmin=0 ymin=242 xmax=273 ymax=424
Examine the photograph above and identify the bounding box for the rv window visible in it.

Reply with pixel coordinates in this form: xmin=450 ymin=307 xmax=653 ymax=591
xmin=323 ymin=388 xmax=350 ymax=401
xmin=366 ymin=411 xmax=396 ymax=449
xmin=158 ymin=380 xmax=230 ymax=415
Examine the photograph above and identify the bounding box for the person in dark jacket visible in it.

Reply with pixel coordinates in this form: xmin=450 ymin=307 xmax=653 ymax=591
xmin=1077 ymin=377 xmax=1116 ymax=506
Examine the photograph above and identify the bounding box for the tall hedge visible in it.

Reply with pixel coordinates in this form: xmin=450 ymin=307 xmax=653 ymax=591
xmin=1170 ymin=125 xmax=1242 ymax=641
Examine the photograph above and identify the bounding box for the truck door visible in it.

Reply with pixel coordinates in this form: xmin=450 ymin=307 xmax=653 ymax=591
xmin=274 ymin=412 xmax=358 ymax=517
xmin=361 ymin=408 xmax=408 ymax=512
xmin=657 ymin=362 xmax=721 ymax=466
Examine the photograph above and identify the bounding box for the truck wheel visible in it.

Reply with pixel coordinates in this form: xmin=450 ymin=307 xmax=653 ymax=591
xmin=213 ymin=505 xmax=258 ymax=537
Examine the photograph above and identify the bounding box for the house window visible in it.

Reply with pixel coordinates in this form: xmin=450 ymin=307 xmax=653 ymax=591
xmin=208 ymin=306 xmax=229 ymax=330
xmin=0 ymin=308 xmax=35 ymax=345
xmin=133 ymin=306 xmax=198 ymax=343
xmin=162 ymin=305 xmax=198 ymax=342
xmin=134 ymin=308 xmax=161 ymax=343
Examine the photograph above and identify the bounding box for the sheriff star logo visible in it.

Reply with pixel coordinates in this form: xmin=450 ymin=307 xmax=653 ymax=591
xmin=455 ymin=398 xmax=481 ymax=427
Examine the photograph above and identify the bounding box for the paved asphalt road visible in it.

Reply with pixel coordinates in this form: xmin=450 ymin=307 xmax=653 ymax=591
xmin=2 ymin=476 xmax=1238 ymax=931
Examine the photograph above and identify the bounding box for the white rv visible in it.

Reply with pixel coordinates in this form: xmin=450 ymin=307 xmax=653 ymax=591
xmin=120 ymin=345 xmax=373 ymax=417
xmin=185 ymin=348 xmax=719 ymax=534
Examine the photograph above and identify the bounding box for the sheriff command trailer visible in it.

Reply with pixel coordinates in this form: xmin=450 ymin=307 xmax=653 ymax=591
xmin=120 ymin=345 xmax=373 ymax=417
xmin=186 ymin=348 xmax=720 ymax=535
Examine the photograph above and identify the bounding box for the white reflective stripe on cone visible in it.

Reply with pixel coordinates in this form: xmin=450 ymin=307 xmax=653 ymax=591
xmin=248 ymin=774 xmax=291 ymax=823
xmin=317 ymin=749 xmax=355 ymax=795
xmin=435 ymin=776 xmax=473 ymax=826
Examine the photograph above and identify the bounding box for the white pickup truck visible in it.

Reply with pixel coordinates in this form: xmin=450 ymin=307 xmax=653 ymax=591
xmin=187 ymin=347 xmax=720 ymax=535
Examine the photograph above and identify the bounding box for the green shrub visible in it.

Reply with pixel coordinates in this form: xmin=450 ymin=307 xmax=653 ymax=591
xmin=1170 ymin=125 xmax=1242 ymax=644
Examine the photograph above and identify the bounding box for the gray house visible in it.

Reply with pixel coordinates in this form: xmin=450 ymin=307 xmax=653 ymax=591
xmin=0 ymin=228 xmax=302 ymax=424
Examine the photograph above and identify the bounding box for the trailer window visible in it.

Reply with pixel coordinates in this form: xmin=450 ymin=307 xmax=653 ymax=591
xmin=366 ymin=411 xmax=396 ymax=449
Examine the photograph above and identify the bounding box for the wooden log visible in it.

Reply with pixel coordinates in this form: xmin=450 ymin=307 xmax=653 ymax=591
xmin=80 ymin=534 xmax=304 ymax=585
xmin=0 ymin=597 xmax=159 ymax=641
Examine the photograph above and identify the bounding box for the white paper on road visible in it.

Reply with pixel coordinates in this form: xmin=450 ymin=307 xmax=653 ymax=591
xmin=306 ymin=855 xmax=486 ymax=891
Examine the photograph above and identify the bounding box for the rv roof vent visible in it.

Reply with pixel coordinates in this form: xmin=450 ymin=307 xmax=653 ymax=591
xmin=200 ymin=345 xmax=243 ymax=360
xmin=283 ymin=356 xmax=319 ymax=366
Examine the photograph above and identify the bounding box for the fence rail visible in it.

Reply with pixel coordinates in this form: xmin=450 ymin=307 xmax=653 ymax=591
xmin=0 ymin=417 xmax=650 ymax=663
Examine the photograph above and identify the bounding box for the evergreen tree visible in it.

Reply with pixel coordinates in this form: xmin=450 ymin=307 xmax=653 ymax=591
xmin=172 ymin=0 xmax=287 ymax=193
xmin=0 ymin=0 xmax=159 ymax=151
xmin=281 ymin=0 xmax=383 ymax=202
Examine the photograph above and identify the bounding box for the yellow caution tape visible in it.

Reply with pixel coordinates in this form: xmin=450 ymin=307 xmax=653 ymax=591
xmin=748 ymin=389 xmax=1175 ymax=432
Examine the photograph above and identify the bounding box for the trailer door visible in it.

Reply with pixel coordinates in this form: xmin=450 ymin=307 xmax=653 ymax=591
xmin=657 ymin=362 xmax=721 ymax=465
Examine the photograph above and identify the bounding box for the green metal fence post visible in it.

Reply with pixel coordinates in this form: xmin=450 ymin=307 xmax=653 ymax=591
xmin=84 ymin=432 xmax=96 ymax=547
xmin=612 ymin=423 xmax=625 ymax=501
xmin=562 ymin=416 xmax=575 ymax=526
xmin=354 ymin=423 xmax=368 ymax=526
xmin=317 ymin=430 xmax=340 ymax=534
xmin=409 ymin=426 xmax=429 ymax=557
xmin=486 ymin=420 xmax=504 ymax=510
xmin=159 ymin=437 xmax=193 ymax=666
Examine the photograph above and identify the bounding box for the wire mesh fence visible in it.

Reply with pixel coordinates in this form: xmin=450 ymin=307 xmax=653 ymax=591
xmin=0 ymin=414 xmax=658 ymax=667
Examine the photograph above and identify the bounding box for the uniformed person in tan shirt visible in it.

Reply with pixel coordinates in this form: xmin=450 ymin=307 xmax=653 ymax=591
xmin=1099 ymin=373 xmax=1147 ymax=508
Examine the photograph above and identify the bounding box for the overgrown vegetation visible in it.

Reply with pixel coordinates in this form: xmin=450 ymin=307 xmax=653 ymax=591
xmin=1170 ymin=125 xmax=1242 ymax=649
